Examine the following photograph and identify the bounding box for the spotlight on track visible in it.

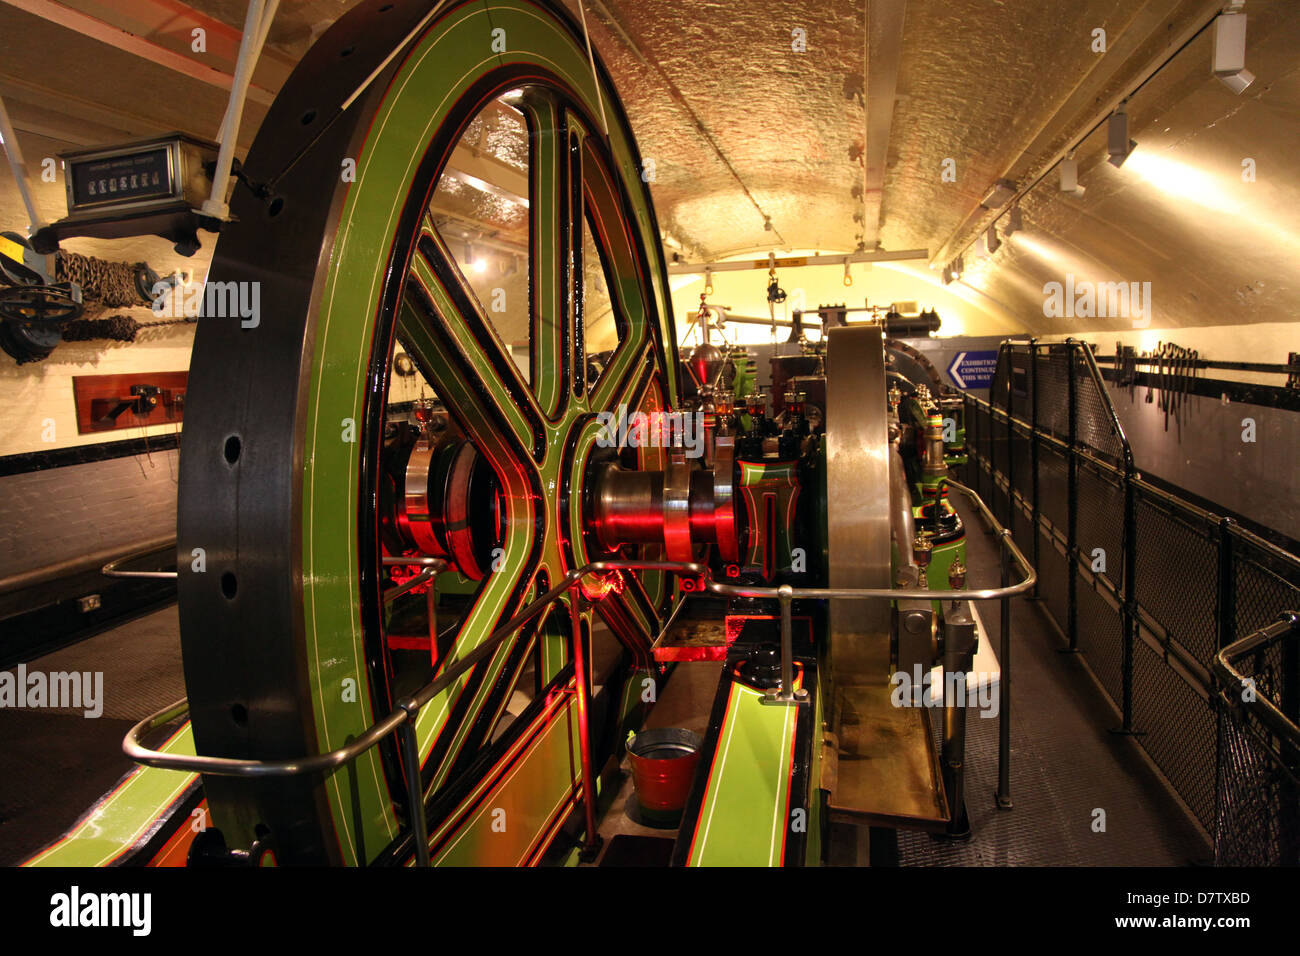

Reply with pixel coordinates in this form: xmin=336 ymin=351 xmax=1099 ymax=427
xmin=1212 ymin=11 xmax=1255 ymax=94
xmin=986 ymin=224 xmax=1001 ymax=254
xmin=1107 ymin=105 xmax=1136 ymax=168
xmin=1004 ymin=205 xmax=1024 ymax=236
xmin=951 ymin=256 xmax=964 ymax=280
xmin=1059 ymin=156 xmax=1086 ymax=197
xmin=979 ymin=178 xmax=1017 ymax=210
xmin=942 ymin=265 xmax=953 ymax=285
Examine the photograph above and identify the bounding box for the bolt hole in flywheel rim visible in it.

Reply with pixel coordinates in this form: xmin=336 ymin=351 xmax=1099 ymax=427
xmin=177 ymin=0 xmax=681 ymax=865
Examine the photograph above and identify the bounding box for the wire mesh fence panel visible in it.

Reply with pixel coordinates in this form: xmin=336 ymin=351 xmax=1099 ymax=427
xmin=1232 ymin=532 xmax=1300 ymax=647
xmin=972 ymin=340 xmax=1299 ymax=862
xmin=1038 ymin=442 xmax=1069 ymax=533
xmin=1134 ymin=488 xmax=1219 ymax=671
xmin=990 ymin=410 xmax=1009 ymax=483
xmin=1076 ymin=579 xmax=1125 ymax=709
xmin=1072 ymin=349 xmax=1128 ymax=465
xmin=1214 ymin=608 xmax=1300 ymax=867
xmin=987 ymin=408 xmax=1011 ymax=527
xmin=1035 ymin=348 xmax=1071 ymax=440
xmin=1215 ymin=708 xmax=1300 ymax=865
xmin=990 ymin=348 xmax=1011 ymax=410
xmin=973 ymin=402 xmax=993 ymax=502
xmin=977 ymin=444 xmax=992 ymax=504
xmin=960 ymin=398 xmax=979 ymax=487
xmin=1076 ymin=460 xmax=1126 ymax=597
xmin=993 ymin=475 xmax=1011 ymax=533
xmin=1012 ymin=491 xmax=1033 ymax=550
xmin=1133 ymin=637 xmax=1217 ymax=832
xmin=1010 ymin=421 xmax=1031 ymax=501
xmin=1037 ymin=536 xmax=1070 ymax=638
xmin=1230 ymin=544 xmax=1300 ymax=741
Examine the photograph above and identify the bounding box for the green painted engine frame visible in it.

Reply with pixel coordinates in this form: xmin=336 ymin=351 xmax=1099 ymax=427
xmin=25 ymin=0 xmax=843 ymax=870
xmin=199 ymin=0 xmax=686 ymax=865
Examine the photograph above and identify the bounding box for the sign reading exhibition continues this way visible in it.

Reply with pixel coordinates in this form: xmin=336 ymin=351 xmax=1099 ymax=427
xmin=946 ymin=351 xmax=999 ymax=389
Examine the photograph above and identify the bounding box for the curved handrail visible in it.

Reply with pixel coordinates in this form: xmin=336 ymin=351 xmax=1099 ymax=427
xmin=123 ymin=558 xmax=706 ymax=775
xmin=1213 ymin=611 xmax=1300 ymax=750
xmin=102 ymin=541 xmax=180 ymax=580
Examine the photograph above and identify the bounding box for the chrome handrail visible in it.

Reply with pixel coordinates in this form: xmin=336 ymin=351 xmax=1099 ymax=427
xmin=123 ymin=557 xmax=705 ymax=865
xmin=697 ymin=477 xmax=1035 ymax=713
xmin=122 ymin=480 xmax=1037 ymax=860
xmin=1213 ymin=611 xmax=1300 ymax=750
xmin=123 ymin=558 xmax=705 ymax=776
xmin=102 ymin=541 xmax=180 ymax=580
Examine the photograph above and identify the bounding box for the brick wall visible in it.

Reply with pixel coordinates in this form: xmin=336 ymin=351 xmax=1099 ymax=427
xmin=0 ymin=447 xmax=178 ymax=580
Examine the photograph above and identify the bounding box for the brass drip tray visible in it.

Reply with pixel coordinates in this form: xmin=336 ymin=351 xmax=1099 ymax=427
xmin=651 ymin=604 xmax=729 ymax=662
xmin=823 ymin=679 xmax=950 ymax=831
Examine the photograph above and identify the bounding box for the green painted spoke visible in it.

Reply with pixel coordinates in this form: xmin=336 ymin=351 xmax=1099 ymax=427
xmin=522 ymin=92 xmax=571 ymax=418
xmin=407 ymin=242 xmax=543 ymax=461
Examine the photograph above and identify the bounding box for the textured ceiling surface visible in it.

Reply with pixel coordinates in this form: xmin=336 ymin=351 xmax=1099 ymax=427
xmin=1 ymin=0 xmax=1297 ymax=334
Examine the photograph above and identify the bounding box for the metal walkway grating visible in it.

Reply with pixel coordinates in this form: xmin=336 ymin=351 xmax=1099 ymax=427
xmin=896 ymin=498 xmax=1211 ymax=866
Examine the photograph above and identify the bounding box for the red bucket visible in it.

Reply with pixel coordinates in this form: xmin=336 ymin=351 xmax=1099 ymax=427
xmin=627 ymin=728 xmax=702 ymax=815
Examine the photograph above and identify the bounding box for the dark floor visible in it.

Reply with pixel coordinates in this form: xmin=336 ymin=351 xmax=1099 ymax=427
xmin=893 ymin=494 xmax=1212 ymax=866
xmin=0 ymin=604 xmax=184 ymax=865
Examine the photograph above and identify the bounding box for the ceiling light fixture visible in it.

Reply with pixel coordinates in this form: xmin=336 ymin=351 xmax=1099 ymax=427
xmin=1005 ymin=205 xmax=1024 ymax=236
xmin=1059 ymin=155 xmax=1086 ymax=197
xmin=979 ymin=179 xmax=1017 ymax=209
xmin=1107 ymin=104 xmax=1136 ymax=168
xmin=1212 ymin=11 xmax=1255 ymax=94
xmin=986 ymin=224 xmax=1001 ymax=254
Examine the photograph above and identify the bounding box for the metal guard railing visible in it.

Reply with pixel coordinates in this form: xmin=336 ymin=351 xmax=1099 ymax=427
xmin=1214 ymin=612 xmax=1300 ymax=750
xmin=119 ymin=478 xmax=1034 ymax=865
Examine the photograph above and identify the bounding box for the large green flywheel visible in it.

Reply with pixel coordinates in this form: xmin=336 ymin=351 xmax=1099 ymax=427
xmin=178 ymin=0 xmax=680 ymax=865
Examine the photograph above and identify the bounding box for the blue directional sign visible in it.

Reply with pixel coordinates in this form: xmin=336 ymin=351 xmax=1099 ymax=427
xmin=946 ymin=350 xmax=999 ymax=389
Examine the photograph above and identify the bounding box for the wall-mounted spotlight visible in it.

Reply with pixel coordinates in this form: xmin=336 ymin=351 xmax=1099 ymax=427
xmin=1107 ymin=104 xmax=1136 ymax=168
xmin=1059 ymin=155 xmax=1086 ymax=197
xmin=986 ymin=224 xmax=1001 ymax=254
xmin=1212 ymin=12 xmax=1255 ymax=94
xmin=1005 ymin=205 xmax=1024 ymax=236
xmin=843 ymin=257 xmax=853 ymax=287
